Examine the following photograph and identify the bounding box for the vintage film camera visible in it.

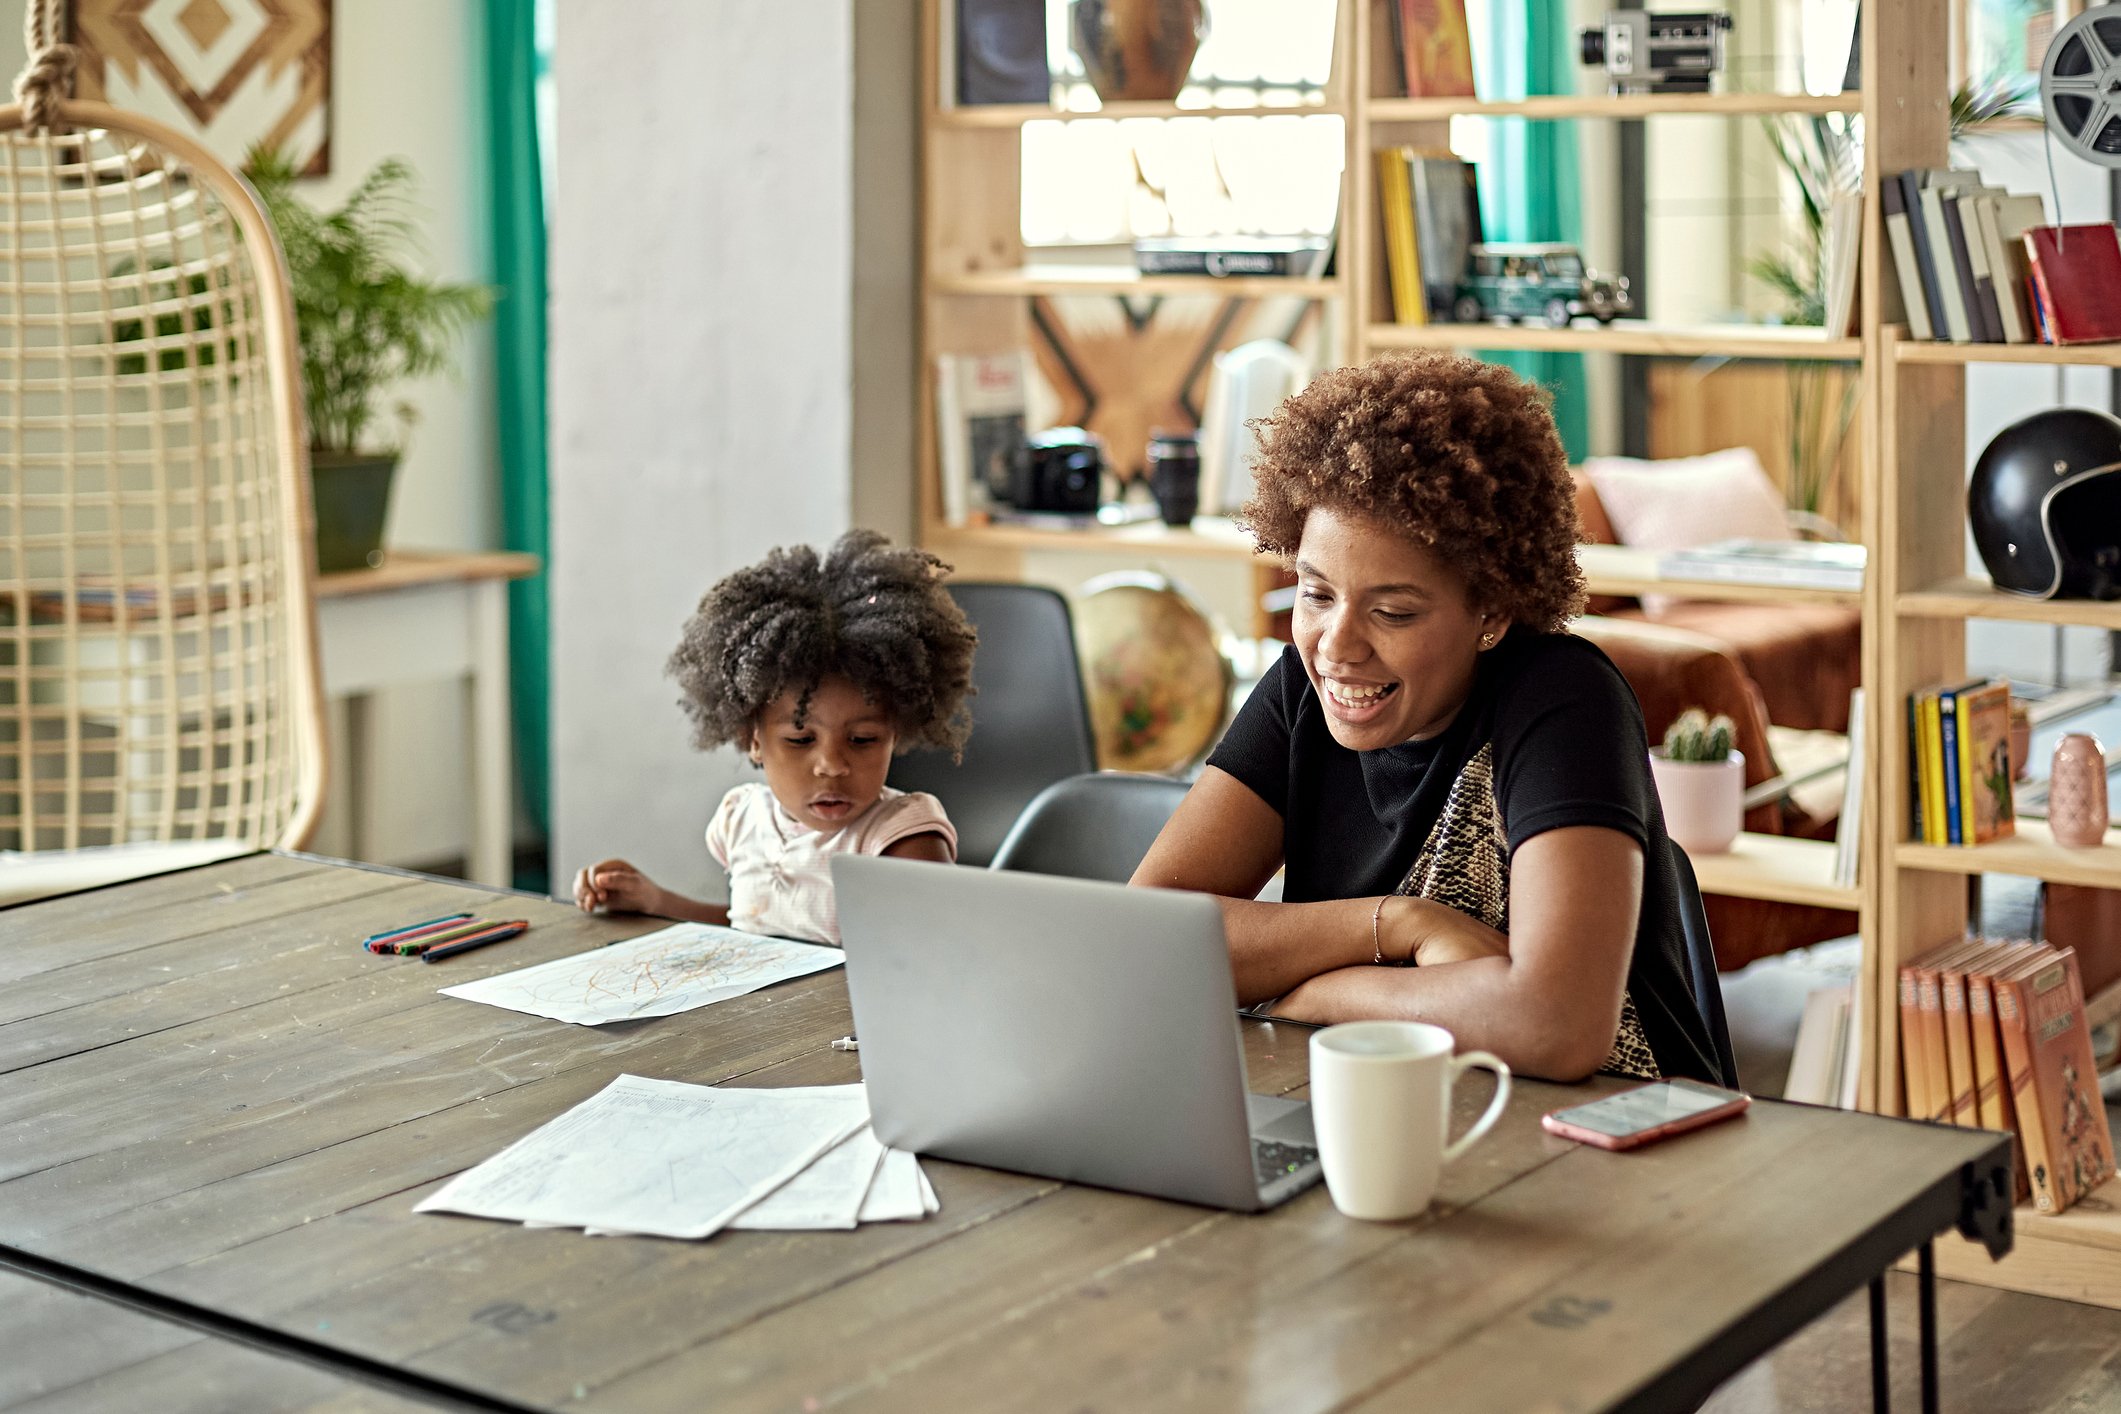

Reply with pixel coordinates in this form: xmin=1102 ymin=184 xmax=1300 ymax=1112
xmin=1579 ymin=10 xmax=1731 ymax=95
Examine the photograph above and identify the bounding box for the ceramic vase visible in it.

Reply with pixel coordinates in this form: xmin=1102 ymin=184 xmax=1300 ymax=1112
xmin=1070 ymin=0 xmax=1207 ymax=102
xmin=1649 ymin=749 xmax=1745 ymax=855
xmin=2048 ymin=732 xmax=2109 ymax=848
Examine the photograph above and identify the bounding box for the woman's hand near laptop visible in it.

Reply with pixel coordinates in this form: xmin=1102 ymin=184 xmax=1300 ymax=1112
xmin=571 ymin=858 xmax=731 ymax=926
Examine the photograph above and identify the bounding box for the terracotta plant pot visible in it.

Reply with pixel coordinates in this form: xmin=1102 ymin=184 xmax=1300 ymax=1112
xmin=1070 ymin=0 xmax=1207 ymax=102
xmin=2048 ymin=732 xmax=2110 ymax=848
xmin=1650 ymin=749 xmax=1746 ymax=856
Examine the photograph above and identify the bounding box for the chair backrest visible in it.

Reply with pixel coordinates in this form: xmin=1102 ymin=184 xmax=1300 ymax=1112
xmin=888 ymin=583 xmax=1096 ymax=867
xmin=0 ymin=96 xmax=324 ymax=852
xmin=989 ymin=771 xmax=1192 ymax=883
xmin=1668 ymin=838 xmax=1741 ymax=1090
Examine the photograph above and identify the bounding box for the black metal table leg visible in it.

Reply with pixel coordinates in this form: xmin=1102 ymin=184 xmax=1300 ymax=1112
xmin=1920 ymin=1241 xmax=1939 ymax=1414
xmin=1870 ymin=1274 xmax=1890 ymax=1413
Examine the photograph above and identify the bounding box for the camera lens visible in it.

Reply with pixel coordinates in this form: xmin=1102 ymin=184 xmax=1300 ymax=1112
xmin=1579 ymin=27 xmax=1604 ymax=63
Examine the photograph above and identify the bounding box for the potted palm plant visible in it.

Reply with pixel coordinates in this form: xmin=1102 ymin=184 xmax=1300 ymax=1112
xmin=1650 ymin=709 xmax=1744 ymax=856
xmin=247 ymin=149 xmax=492 ymax=573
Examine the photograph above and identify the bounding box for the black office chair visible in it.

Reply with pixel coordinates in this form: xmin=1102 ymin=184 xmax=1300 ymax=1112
xmin=989 ymin=772 xmax=1193 ymax=884
xmin=1669 ymin=838 xmax=1742 ymax=1090
xmin=887 ymin=583 xmax=1099 ymax=867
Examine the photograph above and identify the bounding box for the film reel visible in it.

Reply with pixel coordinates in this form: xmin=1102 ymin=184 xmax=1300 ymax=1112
xmin=2040 ymin=5 xmax=2121 ymax=167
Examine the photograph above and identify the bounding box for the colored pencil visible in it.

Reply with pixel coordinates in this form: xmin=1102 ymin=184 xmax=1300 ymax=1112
xmin=419 ymin=920 xmax=530 ymax=963
xmin=383 ymin=918 xmax=504 ymax=956
xmin=363 ymin=911 xmax=472 ymax=946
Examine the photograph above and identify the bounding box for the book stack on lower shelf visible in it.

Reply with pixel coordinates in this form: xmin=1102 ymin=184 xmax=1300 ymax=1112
xmin=1897 ymin=940 xmax=2115 ymax=1216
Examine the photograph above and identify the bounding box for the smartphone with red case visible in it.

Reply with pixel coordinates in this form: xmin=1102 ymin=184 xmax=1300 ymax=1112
xmin=1540 ymin=1078 xmax=1751 ymax=1151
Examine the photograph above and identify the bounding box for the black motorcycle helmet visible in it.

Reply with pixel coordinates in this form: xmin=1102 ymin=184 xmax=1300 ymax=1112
xmin=1968 ymin=407 xmax=2121 ymax=600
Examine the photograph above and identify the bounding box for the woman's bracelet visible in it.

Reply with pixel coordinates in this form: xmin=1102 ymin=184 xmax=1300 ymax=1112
xmin=1371 ymin=893 xmax=1392 ymax=966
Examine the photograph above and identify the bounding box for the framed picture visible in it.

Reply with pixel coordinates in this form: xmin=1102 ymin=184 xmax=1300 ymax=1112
xmin=1956 ymin=0 xmax=2079 ymax=86
xmin=67 ymin=0 xmax=333 ymax=175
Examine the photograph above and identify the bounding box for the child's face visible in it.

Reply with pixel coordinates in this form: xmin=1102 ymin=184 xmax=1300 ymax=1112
xmin=750 ymin=675 xmax=899 ymax=833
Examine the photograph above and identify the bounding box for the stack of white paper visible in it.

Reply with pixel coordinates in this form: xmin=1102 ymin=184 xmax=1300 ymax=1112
xmin=438 ymin=923 xmax=844 ymax=1026
xmin=415 ymin=1077 xmax=936 ymax=1239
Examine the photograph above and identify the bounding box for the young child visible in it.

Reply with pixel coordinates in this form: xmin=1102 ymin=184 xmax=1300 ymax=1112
xmin=572 ymin=530 xmax=977 ymax=944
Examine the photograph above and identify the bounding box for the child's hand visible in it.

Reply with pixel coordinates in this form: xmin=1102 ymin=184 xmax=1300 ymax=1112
xmin=573 ymin=858 xmax=663 ymax=915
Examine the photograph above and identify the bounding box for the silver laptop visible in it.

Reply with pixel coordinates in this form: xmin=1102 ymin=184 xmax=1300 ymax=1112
xmin=832 ymin=855 xmax=1321 ymax=1212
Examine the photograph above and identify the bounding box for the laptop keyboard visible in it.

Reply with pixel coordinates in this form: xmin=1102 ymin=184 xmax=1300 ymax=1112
xmin=1252 ymin=1138 xmax=1320 ymax=1189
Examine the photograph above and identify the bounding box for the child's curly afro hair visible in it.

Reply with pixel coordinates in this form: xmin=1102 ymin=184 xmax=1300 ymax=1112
xmin=1240 ymin=352 xmax=1586 ymax=632
xmin=666 ymin=530 xmax=977 ymax=756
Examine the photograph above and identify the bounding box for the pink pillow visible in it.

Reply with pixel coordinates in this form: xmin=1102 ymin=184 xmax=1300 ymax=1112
xmin=1581 ymin=449 xmax=1791 ymax=616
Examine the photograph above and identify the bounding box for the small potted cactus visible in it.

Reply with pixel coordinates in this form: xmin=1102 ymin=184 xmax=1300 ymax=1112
xmin=1650 ymin=708 xmax=1745 ymax=855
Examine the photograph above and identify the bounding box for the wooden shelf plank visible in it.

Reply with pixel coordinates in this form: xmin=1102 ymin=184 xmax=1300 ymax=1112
xmin=1686 ymin=834 xmax=1856 ymax=909
xmin=1576 ymin=544 xmax=1862 ymax=606
xmin=1368 ymin=92 xmax=1859 ymax=121
xmin=1364 ymin=320 xmax=1860 ymax=361
xmin=935 ymin=265 xmax=1340 ymax=298
xmin=1894 ymin=819 xmax=2121 ymax=888
xmin=1897 ymin=580 xmax=2121 ymax=631
xmin=938 ymin=100 xmax=1344 ymax=128
xmin=1895 ymin=337 xmax=2121 ymax=368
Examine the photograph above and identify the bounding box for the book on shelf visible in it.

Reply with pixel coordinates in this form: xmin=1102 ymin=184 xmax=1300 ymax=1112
xmin=1893 ymin=170 xmax=1949 ymax=341
xmin=934 ymin=352 xmax=1028 ymax=528
xmin=1821 ymin=188 xmax=1863 ymax=340
xmin=1396 ymin=0 xmax=1476 ymax=99
xmin=1915 ymin=170 xmax=1981 ymax=343
xmin=1987 ymin=194 xmax=2047 ymax=344
xmin=1405 ymin=153 xmax=1481 ymax=320
xmin=1993 ymin=947 xmax=2116 ymax=1214
xmin=1131 ymin=236 xmax=1333 ymax=279
xmin=1375 ymin=149 xmax=1424 ymax=326
xmin=1654 ymin=538 xmax=1864 ymax=591
xmin=1784 ymin=983 xmax=1851 ymax=1107
xmin=1939 ymin=952 xmax=1983 ymax=1126
xmin=1832 ymin=686 xmax=1865 ymax=889
xmin=1905 ymin=677 xmax=2013 ymax=847
xmin=2023 ymin=224 xmax=2121 ymax=345
xmin=1881 ymin=175 xmax=1934 ymax=341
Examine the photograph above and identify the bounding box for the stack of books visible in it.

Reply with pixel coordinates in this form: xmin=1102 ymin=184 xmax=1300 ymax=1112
xmin=1898 ymin=939 xmax=2115 ymax=1214
xmin=1907 ymin=677 xmax=2015 ymax=847
xmin=1373 ymin=148 xmax=1481 ymax=325
xmin=1883 ymin=169 xmax=2121 ymax=344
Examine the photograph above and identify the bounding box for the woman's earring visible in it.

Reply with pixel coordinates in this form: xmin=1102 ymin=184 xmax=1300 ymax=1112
xmin=1479 ymin=632 xmax=1496 ymax=649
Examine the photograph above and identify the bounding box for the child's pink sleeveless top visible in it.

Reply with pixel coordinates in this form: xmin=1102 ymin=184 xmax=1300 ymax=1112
xmin=705 ymin=782 xmax=957 ymax=945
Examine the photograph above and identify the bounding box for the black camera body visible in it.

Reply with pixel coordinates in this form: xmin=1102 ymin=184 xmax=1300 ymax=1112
xmin=1015 ymin=427 xmax=1105 ymax=514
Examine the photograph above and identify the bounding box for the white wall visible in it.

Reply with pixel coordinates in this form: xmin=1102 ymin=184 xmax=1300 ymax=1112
xmin=551 ymin=0 xmax=917 ymax=901
xmin=0 ymin=2 xmax=498 ymax=867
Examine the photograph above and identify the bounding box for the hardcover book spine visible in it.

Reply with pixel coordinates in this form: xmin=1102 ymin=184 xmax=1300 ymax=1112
xmin=1917 ymin=183 xmax=1973 ymax=342
xmin=1898 ymin=171 xmax=1949 ymax=340
xmin=1938 ymin=687 xmax=1964 ymax=845
xmin=1968 ymin=958 xmax=2034 ymax=1203
xmin=1881 ymin=178 xmax=1935 ymax=340
xmin=1941 ymin=964 xmax=1979 ymax=1126
xmin=1915 ymin=961 xmax=1953 ymax=1122
xmin=1899 ymin=966 xmax=1933 ymax=1122
xmin=1993 ymin=967 xmax=2058 ymax=1212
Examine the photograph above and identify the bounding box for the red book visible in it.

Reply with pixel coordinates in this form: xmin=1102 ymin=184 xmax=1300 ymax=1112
xmin=2022 ymin=225 xmax=2121 ymax=344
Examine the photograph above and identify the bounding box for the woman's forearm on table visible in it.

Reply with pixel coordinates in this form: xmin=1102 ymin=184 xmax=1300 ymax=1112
xmin=1270 ymin=958 xmax=1617 ymax=1081
xmin=1213 ymin=895 xmax=1389 ymax=1003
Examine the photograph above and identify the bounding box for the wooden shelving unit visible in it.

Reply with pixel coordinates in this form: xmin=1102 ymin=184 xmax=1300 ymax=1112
xmin=1364 ymin=320 xmax=1861 ymax=361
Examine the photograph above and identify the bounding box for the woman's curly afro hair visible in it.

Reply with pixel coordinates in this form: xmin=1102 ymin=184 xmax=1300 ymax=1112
xmin=666 ymin=530 xmax=977 ymax=757
xmin=1240 ymin=352 xmax=1586 ymax=632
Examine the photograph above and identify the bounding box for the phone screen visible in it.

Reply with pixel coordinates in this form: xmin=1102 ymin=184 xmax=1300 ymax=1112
xmin=1549 ymin=1080 xmax=1741 ymax=1138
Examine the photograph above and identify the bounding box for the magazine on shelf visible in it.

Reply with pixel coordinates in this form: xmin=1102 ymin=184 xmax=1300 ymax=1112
xmin=1656 ymin=539 xmax=1865 ymax=591
xmin=934 ymin=352 xmax=1028 ymax=527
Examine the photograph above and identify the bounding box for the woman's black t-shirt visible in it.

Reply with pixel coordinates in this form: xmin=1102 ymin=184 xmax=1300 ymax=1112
xmin=1206 ymin=629 xmax=1719 ymax=1085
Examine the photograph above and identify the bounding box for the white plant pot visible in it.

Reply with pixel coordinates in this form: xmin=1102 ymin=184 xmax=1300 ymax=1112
xmin=1650 ymin=749 xmax=1745 ymax=856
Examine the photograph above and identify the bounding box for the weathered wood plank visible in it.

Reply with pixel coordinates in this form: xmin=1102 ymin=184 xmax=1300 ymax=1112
xmin=0 ymin=1270 xmax=197 ymax=1406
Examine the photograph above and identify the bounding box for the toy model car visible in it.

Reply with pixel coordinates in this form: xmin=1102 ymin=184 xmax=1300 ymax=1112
xmin=1451 ymin=243 xmax=1632 ymax=326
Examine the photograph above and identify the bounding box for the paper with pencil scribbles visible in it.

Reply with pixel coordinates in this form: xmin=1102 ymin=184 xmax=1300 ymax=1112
xmin=438 ymin=921 xmax=841 ymax=1024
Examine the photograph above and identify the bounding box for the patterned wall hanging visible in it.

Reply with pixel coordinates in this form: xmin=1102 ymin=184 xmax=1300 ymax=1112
xmin=67 ymin=0 xmax=332 ymax=175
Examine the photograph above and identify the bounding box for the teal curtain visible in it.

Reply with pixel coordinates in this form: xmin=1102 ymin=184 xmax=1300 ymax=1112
xmin=1474 ymin=0 xmax=1589 ymax=459
xmin=482 ymin=0 xmax=551 ymax=879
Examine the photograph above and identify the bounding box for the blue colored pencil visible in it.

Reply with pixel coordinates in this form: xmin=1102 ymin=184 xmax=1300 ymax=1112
xmin=363 ymin=911 xmax=472 ymax=946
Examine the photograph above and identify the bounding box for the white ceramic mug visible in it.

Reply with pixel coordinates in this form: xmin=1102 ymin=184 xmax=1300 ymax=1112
xmin=1308 ymin=1021 xmax=1512 ymax=1221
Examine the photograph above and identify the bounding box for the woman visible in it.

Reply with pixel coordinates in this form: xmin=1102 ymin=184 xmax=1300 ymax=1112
xmin=1132 ymin=352 xmax=1718 ymax=1084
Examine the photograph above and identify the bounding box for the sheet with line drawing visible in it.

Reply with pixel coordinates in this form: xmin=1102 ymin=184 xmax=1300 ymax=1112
xmin=438 ymin=922 xmax=842 ymax=1024
xmin=415 ymin=1076 xmax=870 ymax=1240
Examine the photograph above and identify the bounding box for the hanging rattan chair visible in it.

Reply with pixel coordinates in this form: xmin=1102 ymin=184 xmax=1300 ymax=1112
xmin=0 ymin=1 xmax=324 ymax=854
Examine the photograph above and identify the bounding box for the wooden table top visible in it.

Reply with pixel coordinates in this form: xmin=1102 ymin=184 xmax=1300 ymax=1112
xmin=0 ymin=854 xmax=2009 ymax=1414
